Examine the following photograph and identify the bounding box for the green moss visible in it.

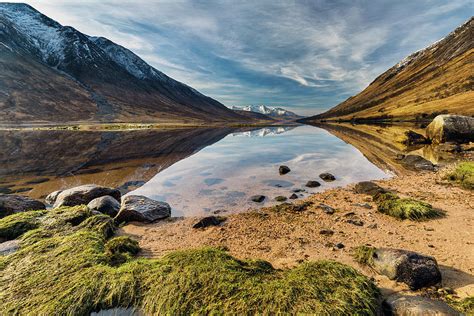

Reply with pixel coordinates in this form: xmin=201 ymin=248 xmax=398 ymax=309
xmin=373 ymin=192 xmax=443 ymax=220
xmin=0 ymin=207 xmax=381 ymax=315
xmin=445 ymin=162 xmax=474 ymax=190
xmin=448 ymin=296 xmax=474 ymax=314
xmin=0 ymin=210 xmax=46 ymax=241
xmin=353 ymin=246 xmax=376 ymax=266
xmin=105 ymin=236 xmax=140 ymax=266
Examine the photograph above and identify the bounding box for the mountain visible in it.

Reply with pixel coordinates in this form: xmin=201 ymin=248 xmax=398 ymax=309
xmin=231 ymin=105 xmax=303 ymax=120
xmin=304 ymin=18 xmax=474 ymax=122
xmin=0 ymin=3 xmax=245 ymax=123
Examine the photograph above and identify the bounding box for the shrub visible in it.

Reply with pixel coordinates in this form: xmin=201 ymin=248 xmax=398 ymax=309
xmin=445 ymin=162 xmax=474 ymax=190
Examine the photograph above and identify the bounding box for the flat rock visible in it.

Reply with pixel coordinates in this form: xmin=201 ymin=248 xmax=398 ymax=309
xmin=305 ymin=181 xmax=321 ymax=188
xmin=319 ymin=229 xmax=334 ymax=235
xmin=0 ymin=239 xmax=20 ymax=255
xmin=250 ymin=195 xmax=266 ymax=203
xmin=275 ymin=196 xmax=287 ymax=202
xmin=384 ymin=294 xmax=460 ymax=316
xmin=192 ymin=216 xmax=226 ymax=229
xmin=87 ymin=196 xmax=120 ymax=217
xmin=0 ymin=194 xmax=45 ymax=219
xmin=318 ymin=203 xmax=335 ymax=214
xmin=426 ymin=114 xmax=474 ymax=144
xmin=319 ymin=173 xmax=336 ymax=182
xmin=354 ymin=181 xmax=386 ymax=196
xmin=53 ymin=185 xmax=121 ymax=208
xmin=115 ymin=195 xmax=171 ymax=224
xmin=371 ymin=248 xmax=441 ymax=290
xmin=279 ymin=165 xmax=291 ymax=175
xmin=401 ymin=155 xmax=436 ymax=171
xmin=346 ymin=219 xmax=364 ymax=226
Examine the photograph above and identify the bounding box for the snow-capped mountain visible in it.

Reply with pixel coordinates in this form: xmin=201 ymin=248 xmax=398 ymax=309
xmin=0 ymin=3 xmax=244 ymax=123
xmin=232 ymin=126 xmax=295 ymax=137
xmin=231 ymin=105 xmax=302 ymax=120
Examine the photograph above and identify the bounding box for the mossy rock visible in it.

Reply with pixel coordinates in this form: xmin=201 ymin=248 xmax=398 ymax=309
xmin=0 ymin=206 xmax=381 ymax=315
xmin=373 ymin=192 xmax=443 ymax=220
xmin=445 ymin=162 xmax=474 ymax=190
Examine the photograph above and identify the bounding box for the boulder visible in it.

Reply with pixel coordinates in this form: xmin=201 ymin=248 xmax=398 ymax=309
xmin=279 ymin=165 xmax=291 ymax=175
xmin=0 ymin=239 xmax=20 ymax=255
xmin=319 ymin=173 xmax=336 ymax=181
xmin=0 ymin=194 xmax=46 ymax=218
xmin=401 ymin=155 xmax=436 ymax=171
xmin=115 ymin=195 xmax=171 ymax=224
xmin=250 ymin=195 xmax=266 ymax=203
xmin=53 ymin=185 xmax=121 ymax=208
xmin=192 ymin=216 xmax=226 ymax=229
xmin=371 ymin=248 xmax=441 ymax=290
xmin=402 ymin=130 xmax=429 ymax=146
xmin=354 ymin=181 xmax=386 ymax=196
xmin=87 ymin=196 xmax=120 ymax=217
xmin=426 ymin=114 xmax=474 ymax=144
xmin=383 ymin=294 xmax=459 ymax=316
xmin=305 ymin=181 xmax=321 ymax=188
xmin=45 ymin=190 xmax=63 ymax=205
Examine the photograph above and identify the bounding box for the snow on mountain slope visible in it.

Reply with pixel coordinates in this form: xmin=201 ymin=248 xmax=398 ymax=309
xmin=231 ymin=105 xmax=302 ymax=119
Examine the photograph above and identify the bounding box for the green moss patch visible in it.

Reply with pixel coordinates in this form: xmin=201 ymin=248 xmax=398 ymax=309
xmin=445 ymin=162 xmax=474 ymax=190
xmin=0 ymin=206 xmax=381 ymax=315
xmin=0 ymin=210 xmax=46 ymax=241
xmin=353 ymin=246 xmax=376 ymax=266
xmin=373 ymin=192 xmax=443 ymax=220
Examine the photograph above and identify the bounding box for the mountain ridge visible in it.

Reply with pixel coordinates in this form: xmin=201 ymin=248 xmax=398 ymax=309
xmin=231 ymin=105 xmax=303 ymax=120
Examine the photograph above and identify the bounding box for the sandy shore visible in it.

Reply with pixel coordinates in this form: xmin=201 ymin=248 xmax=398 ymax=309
xmin=121 ymin=164 xmax=474 ymax=298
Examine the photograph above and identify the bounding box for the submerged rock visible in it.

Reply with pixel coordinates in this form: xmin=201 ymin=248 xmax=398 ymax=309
xmin=53 ymin=185 xmax=121 ymax=208
xmin=275 ymin=196 xmax=287 ymax=202
xmin=354 ymin=181 xmax=386 ymax=196
xmin=289 ymin=193 xmax=298 ymax=199
xmin=250 ymin=195 xmax=266 ymax=203
xmin=319 ymin=173 xmax=336 ymax=182
xmin=383 ymin=294 xmax=459 ymax=316
xmin=0 ymin=239 xmax=20 ymax=255
xmin=305 ymin=181 xmax=321 ymax=188
xmin=0 ymin=194 xmax=45 ymax=218
xmin=115 ymin=195 xmax=171 ymax=223
xmin=371 ymin=248 xmax=441 ymax=290
xmin=401 ymin=155 xmax=436 ymax=171
xmin=402 ymin=130 xmax=429 ymax=146
xmin=279 ymin=165 xmax=291 ymax=175
xmin=193 ymin=216 xmax=226 ymax=229
xmin=426 ymin=114 xmax=474 ymax=144
xmin=87 ymin=196 xmax=121 ymax=217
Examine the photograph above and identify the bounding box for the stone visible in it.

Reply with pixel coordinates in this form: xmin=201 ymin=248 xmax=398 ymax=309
xmin=0 ymin=194 xmax=46 ymax=219
xmin=353 ymin=203 xmax=373 ymax=209
xmin=318 ymin=203 xmax=335 ymax=214
xmin=371 ymin=248 xmax=442 ymax=290
xmin=354 ymin=181 xmax=386 ymax=196
xmin=335 ymin=243 xmax=345 ymax=249
xmin=426 ymin=114 xmax=474 ymax=144
xmin=53 ymin=185 xmax=121 ymax=208
xmin=289 ymin=193 xmax=298 ymax=199
xmin=279 ymin=165 xmax=291 ymax=175
xmin=401 ymin=155 xmax=436 ymax=171
xmin=383 ymin=294 xmax=459 ymax=316
xmin=347 ymin=219 xmax=364 ymax=226
xmin=402 ymin=130 xmax=429 ymax=146
xmin=45 ymin=190 xmax=63 ymax=205
xmin=367 ymin=223 xmax=378 ymax=229
xmin=292 ymin=188 xmax=305 ymax=193
xmin=319 ymin=173 xmax=336 ymax=182
xmin=275 ymin=196 xmax=287 ymax=202
xmin=87 ymin=196 xmax=121 ymax=217
xmin=115 ymin=195 xmax=171 ymax=224
xmin=0 ymin=239 xmax=20 ymax=255
xmin=193 ymin=216 xmax=226 ymax=229
xmin=319 ymin=229 xmax=334 ymax=236
xmin=305 ymin=181 xmax=321 ymax=188
xmin=250 ymin=195 xmax=266 ymax=203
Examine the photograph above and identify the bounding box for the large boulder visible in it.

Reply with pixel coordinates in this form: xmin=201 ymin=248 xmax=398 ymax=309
xmin=354 ymin=181 xmax=386 ymax=196
xmin=401 ymin=155 xmax=436 ymax=171
xmin=52 ymin=185 xmax=121 ymax=208
xmin=0 ymin=194 xmax=46 ymax=218
xmin=87 ymin=196 xmax=120 ymax=217
xmin=371 ymin=248 xmax=441 ymax=290
xmin=114 ymin=195 xmax=171 ymax=224
xmin=426 ymin=115 xmax=474 ymax=144
xmin=383 ymin=294 xmax=460 ymax=316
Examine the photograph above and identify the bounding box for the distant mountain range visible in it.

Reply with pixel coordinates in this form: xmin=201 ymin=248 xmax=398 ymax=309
xmin=231 ymin=105 xmax=303 ymax=120
xmin=0 ymin=3 xmax=245 ymax=123
xmin=304 ymin=17 xmax=474 ymax=122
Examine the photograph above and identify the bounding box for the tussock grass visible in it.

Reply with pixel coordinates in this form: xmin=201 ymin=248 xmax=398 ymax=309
xmin=0 ymin=206 xmax=381 ymax=315
xmin=0 ymin=210 xmax=46 ymax=241
xmin=448 ymin=296 xmax=474 ymax=314
xmin=373 ymin=192 xmax=443 ymax=220
xmin=445 ymin=162 xmax=474 ymax=190
xmin=353 ymin=246 xmax=377 ymax=266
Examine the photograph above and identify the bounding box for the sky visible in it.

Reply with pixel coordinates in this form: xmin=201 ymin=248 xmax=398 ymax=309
xmin=10 ymin=0 xmax=473 ymax=115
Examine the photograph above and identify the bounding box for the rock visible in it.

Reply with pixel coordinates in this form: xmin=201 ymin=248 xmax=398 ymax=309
xmin=45 ymin=190 xmax=63 ymax=205
xmin=353 ymin=203 xmax=373 ymax=209
xmin=318 ymin=203 xmax=335 ymax=214
xmin=115 ymin=195 xmax=171 ymax=224
xmin=87 ymin=196 xmax=120 ymax=217
xmin=402 ymin=130 xmax=429 ymax=146
xmin=354 ymin=181 xmax=386 ymax=196
xmin=426 ymin=114 xmax=474 ymax=144
xmin=383 ymin=294 xmax=459 ymax=316
xmin=53 ymin=185 xmax=121 ymax=208
xmin=90 ymin=308 xmax=144 ymax=316
xmin=0 ymin=239 xmax=20 ymax=255
xmin=289 ymin=193 xmax=298 ymax=199
xmin=319 ymin=229 xmax=334 ymax=236
xmin=347 ymin=219 xmax=364 ymax=226
xmin=371 ymin=248 xmax=441 ymax=290
xmin=0 ymin=194 xmax=46 ymax=218
xmin=193 ymin=216 xmax=226 ymax=229
xmin=275 ymin=196 xmax=287 ymax=202
xmin=401 ymin=155 xmax=436 ymax=171
xmin=335 ymin=243 xmax=345 ymax=249
xmin=305 ymin=181 xmax=321 ymax=188
xmin=250 ymin=195 xmax=266 ymax=203
xmin=319 ymin=173 xmax=336 ymax=181
xmin=367 ymin=223 xmax=378 ymax=229
xmin=279 ymin=165 xmax=291 ymax=175
xmin=292 ymin=188 xmax=305 ymax=193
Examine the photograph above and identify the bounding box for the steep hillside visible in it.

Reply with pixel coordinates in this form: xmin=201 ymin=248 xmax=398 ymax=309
xmin=0 ymin=3 xmax=245 ymax=123
xmin=305 ymin=18 xmax=474 ymax=122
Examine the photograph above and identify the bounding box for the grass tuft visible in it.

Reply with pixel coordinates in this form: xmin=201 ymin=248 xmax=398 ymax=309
xmin=105 ymin=236 xmax=140 ymax=266
xmin=445 ymin=162 xmax=474 ymax=190
xmin=353 ymin=246 xmax=377 ymax=266
xmin=448 ymin=296 xmax=474 ymax=314
xmin=373 ymin=192 xmax=443 ymax=220
xmin=0 ymin=210 xmax=46 ymax=241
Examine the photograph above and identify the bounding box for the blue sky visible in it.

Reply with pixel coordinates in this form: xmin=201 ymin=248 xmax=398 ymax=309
xmin=13 ymin=0 xmax=473 ymax=115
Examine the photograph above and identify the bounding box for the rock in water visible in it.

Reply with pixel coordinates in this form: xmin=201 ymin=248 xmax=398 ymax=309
xmin=305 ymin=181 xmax=321 ymax=188
xmin=115 ymin=195 xmax=171 ymax=223
xmin=354 ymin=181 xmax=386 ymax=196
xmin=402 ymin=130 xmax=429 ymax=146
xmin=45 ymin=190 xmax=62 ymax=205
xmin=0 ymin=194 xmax=45 ymax=218
xmin=87 ymin=196 xmax=121 ymax=217
xmin=192 ymin=216 xmax=226 ymax=229
xmin=250 ymin=195 xmax=266 ymax=203
xmin=275 ymin=196 xmax=287 ymax=202
xmin=426 ymin=114 xmax=474 ymax=144
xmin=401 ymin=155 xmax=436 ymax=171
xmin=289 ymin=193 xmax=298 ymax=199
xmin=53 ymin=185 xmax=121 ymax=208
xmin=319 ymin=173 xmax=336 ymax=181
xmin=372 ymin=248 xmax=441 ymax=290
xmin=279 ymin=165 xmax=291 ymax=175
xmin=384 ymin=294 xmax=459 ymax=316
